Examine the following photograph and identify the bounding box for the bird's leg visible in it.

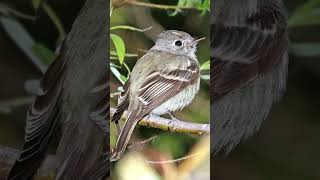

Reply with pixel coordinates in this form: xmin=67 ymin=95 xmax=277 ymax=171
xmin=167 ymin=110 xmax=178 ymax=121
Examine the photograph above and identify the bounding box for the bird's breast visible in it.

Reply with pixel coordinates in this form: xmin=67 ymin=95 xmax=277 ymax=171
xmin=151 ymin=79 xmax=200 ymax=115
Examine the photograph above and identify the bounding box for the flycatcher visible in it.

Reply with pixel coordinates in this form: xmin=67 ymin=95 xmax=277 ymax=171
xmin=211 ymin=0 xmax=288 ymax=153
xmin=111 ymin=30 xmax=205 ymax=161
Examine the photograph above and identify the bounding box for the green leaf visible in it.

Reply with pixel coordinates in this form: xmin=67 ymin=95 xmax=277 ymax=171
xmin=110 ymin=56 xmax=119 ymax=60
xmin=120 ymin=75 xmax=128 ymax=82
xmin=123 ymin=62 xmax=131 ymax=77
xmin=110 ymin=0 xmax=113 ymax=17
xmin=110 ymin=62 xmax=121 ymax=68
xmin=201 ymin=75 xmax=210 ymax=80
xmin=200 ymin=60 xmax=210 ymax=70
xmin=169 ymin=0 xmax=186 ymax=16
xmin=32 ymin=43 xmax=56 ymax=65
xmin=110 ymin=34 xmax=126 ymax=64
xmin=0 ymin=16 xmax=47 ymax=73
xmin=289 ymin=43 xmax=320 ymax=57
xmin=0 ymin=3 xmax=35 ymax=20
xmin=110 ymin=51 xmax=138 ymax=57
xmin=110 ymin=66 xmax=125 ymax=85
xmin=42 ymin=3 xmax=66 ymax=41
xmin=288 ymin=0 xmax=320 ymax=27
xmin=110 ymin=25 xmax=152 ymax=32
xmin=32 ymin=0 xmax=42 ymax=10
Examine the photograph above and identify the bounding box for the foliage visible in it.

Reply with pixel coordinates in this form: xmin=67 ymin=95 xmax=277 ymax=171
xmin=0 ymin=0 xmax=64 ymax=73
xmin=109 ymin=0 xmax=211 ymax=85
xmin=170 ymin=0 xmax=210 ymax=16
xmin=288 ymin=0 xmax=320 ymax=58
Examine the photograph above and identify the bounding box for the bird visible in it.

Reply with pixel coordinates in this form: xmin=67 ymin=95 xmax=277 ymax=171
xmin=110 ymin=30 xmax=205 ymax=161
xmin=7 ymin=0 xmax=109 ymax=179
xmin=211 ymin=0 xmax=289 ymax=153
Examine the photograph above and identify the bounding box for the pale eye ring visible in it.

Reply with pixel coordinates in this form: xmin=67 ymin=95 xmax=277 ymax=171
xmin=174 ymin=40 xmax=183 ymax=46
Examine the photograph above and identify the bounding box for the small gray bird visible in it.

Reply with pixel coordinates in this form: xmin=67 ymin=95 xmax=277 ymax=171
xmin=211 ymin=0 xmax=289 ymax=153
xmin=7 ymin=0 xmax=109 ymax=179
xmin=111 ymin=30 xmax=204 ymax=161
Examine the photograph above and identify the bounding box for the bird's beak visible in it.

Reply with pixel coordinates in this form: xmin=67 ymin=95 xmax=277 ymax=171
xmin=193 ymin=37 xmax=206 ymax=45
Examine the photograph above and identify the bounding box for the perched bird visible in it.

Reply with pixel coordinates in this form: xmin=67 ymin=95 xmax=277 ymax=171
xmin=7 ymin=0 xmax=109 ymax=179
xmin=111 ymin=30 xmax=204 ymax=161
xmin=211 ymin=0 xmax=289 ymax=153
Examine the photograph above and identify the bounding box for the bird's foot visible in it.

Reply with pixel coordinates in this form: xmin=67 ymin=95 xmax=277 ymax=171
xmin=167 ymin=111 xmax=178 ymax=121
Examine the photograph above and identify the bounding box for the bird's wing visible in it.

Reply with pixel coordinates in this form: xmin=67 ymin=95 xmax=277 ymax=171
xmin=137 ymin=62 xmax=199 ymax=115
xmin=53 ymin=0 xmax=109 ymax=178
xmin=8 ymin=0 xmax=109 ymax=179
xmin=211 ymin=1 xmax=289 ymax=153
xmin=55 ymin=77 xmax=108 ymax=180
xmin=7 ymin=43 xmax=67 ymax=180
xmin=211 ymin=2 xmax=288 ymax=101
xmin=111 ymin=79 xmax=130 ymax=123
xmin=111 ymin=61 xmax=200 ymax=161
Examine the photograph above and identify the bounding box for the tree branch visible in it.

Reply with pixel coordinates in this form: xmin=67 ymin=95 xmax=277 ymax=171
xmin=126 ymin=1 xmax=194 ymax=10
xmin=112 ymin=0 xmax=196 ymax=10
xmin=110 ymin=108 xmax=210 ymax=135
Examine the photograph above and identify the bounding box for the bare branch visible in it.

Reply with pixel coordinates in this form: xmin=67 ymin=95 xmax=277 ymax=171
xmin=0 ymin=96 xmax=34 ymax=114
xmin=110 ymin=108 xmax=210 ymax=135
xmin=112 ymin=0 xmax=196 ymax=10
xmin=126 ymin=1 xmax=194 ymax=10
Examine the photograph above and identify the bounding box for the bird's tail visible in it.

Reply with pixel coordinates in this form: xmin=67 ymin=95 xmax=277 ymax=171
xmin=110 ymin=110 xmax=142 ymax=161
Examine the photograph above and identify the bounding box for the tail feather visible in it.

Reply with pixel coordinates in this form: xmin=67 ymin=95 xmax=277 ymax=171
xmin=110 ymin=109 xmax=142 ymax=161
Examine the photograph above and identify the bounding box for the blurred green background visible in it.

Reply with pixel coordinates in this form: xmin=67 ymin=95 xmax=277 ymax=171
xmin=110 ymin=1 xmax=210 ymax=179
xmin=0 ymin=0 xmax=211 ymax=179
xmin=215 ymin=1 xmax=320 ymax=180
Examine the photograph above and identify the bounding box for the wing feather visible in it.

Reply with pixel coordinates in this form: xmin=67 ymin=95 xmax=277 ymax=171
xmin=211 ymin=2 xmax=288 ymax=101
xmin=111 ymin=79 xmax=130 ymax=123
xmin=138 ymin=64 xmax=199 ymax=115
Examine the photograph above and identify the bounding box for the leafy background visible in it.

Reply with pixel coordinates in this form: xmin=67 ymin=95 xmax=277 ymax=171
xmin=109 ymin=1 xmax=210 ymax=179
xmin=215 ymin=0 xmax=320 ymax=180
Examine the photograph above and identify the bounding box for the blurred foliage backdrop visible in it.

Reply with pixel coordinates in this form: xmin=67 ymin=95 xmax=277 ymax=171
xmin=110 ymin=0 xmax=210 ymax=179
xmin=215 ymin=0 xmax=320 ymax=180
xmin=0 ymin=0 xmax=211 ymax=179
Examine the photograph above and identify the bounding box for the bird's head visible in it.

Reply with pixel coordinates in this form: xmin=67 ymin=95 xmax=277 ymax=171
xmin=153 ymin=30 xmax=205 ymax=57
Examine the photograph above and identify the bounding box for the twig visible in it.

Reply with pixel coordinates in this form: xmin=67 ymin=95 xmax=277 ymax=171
xmin=110 ymin=108 xmax=210 ymax=135
xmin=127 ymin=1 xmax=194 ymax=10
xmin=110 ymin=92 xmax=121 ymax=98
xmin=145 ymin=152 xmax=201 ymax=164
xmin=0 ymin=96 xmax=35 ymax=114
xmin=127 ymin=135 xmax=158 ymax=151
xmin=0 ymin=3 xmax=36 ymax=21
xmin=112 ymin=0 xmax=196 ymax=10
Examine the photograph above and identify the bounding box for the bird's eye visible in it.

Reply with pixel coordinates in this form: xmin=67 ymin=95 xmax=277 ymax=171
xmin=175 ymin=40 xmax=182 ymax=46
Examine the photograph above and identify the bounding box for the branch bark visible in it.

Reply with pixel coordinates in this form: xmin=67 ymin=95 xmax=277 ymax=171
xmin=110 ymin=108 xmax=210 ymax=135
xmin=112 ymin=0 xmax=196 ymax=10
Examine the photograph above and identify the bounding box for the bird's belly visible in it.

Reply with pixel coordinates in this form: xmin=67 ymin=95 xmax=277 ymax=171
xmin=151 ymin=80 xmax=200 ymax=115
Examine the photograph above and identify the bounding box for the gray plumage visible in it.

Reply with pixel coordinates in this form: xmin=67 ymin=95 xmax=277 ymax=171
xmin=211 ymin=0 xmax=288 ymax=153
xmin=7 ymin=0 xmax=109 ymax=179
xmin=111 ymin=30 xmax=202 ymax=161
